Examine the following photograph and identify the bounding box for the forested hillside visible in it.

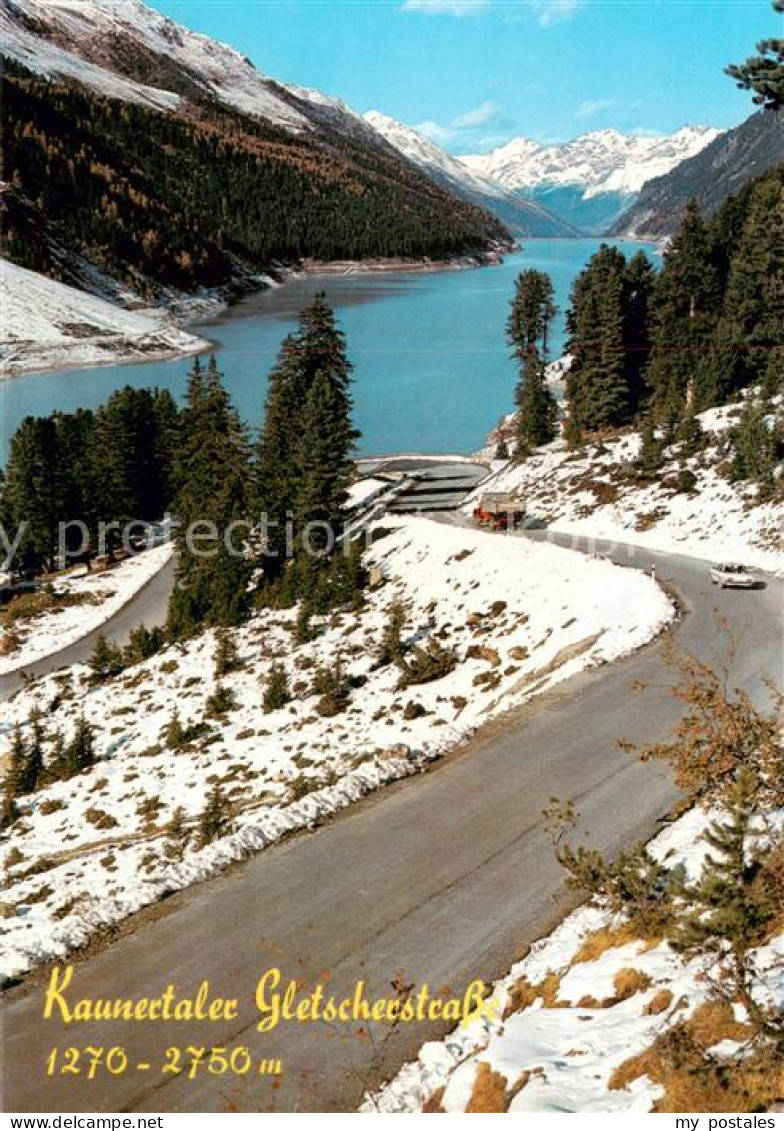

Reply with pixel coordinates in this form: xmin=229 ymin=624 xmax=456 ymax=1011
xmin=2 ymin=62 xmax=509 ymax=299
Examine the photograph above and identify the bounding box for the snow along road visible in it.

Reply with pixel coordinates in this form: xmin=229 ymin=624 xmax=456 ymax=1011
xmin=0 ymin=555 xmax=176 ymax=702
xmin=2 ymin=534 xmax=782 ymax=1113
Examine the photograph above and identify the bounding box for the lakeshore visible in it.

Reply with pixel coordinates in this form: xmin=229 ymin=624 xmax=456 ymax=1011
xmin=1 ymin=239 xmax=658 ymax=463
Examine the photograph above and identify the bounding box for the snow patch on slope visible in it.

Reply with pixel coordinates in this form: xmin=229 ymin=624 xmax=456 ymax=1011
xmin=0 ymin=260 xmax=209 ymax=376
xmin=471 ymin=399 xmax=784 ymax=573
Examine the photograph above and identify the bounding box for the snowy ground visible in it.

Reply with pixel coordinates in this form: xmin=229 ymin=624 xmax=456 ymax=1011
xmin=0 ymin=544 xmax=173 ymax=676
xmin=0 ymin=261 xmax=209 ymax=376
xmin=472 ymin=399 xmax=784 ymax=573
xmin=0 ymin=517 xmax=672 ymax=980
xmin=364 ymin=801 xmax=784 ymax=1114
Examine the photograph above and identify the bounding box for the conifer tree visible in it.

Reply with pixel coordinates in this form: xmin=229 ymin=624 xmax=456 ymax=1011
xmin=214 ymin=630 xmax=241 ymax=676
xmin=7 ymin=725 xmax=30 ymax=796
xmin=53 ymin=408 xmax=97 ymax=555
xmin=295 ymin=601 xmax=316 ymax=643
xmin=24 ymin=711 xmax=45 ymax=794
xmin=646 ymin=202 xmax=722 ymax=415
xmin=124 ymin=624 xmax=165 ymax=666
xmin=262 ymin=662 xmax=291 ymax=713
xmin=565 ymin=245 xmax=640 ymax=435
xmin=3 ymin=415 xmax=64 ymax=572
xmin=592 ymin=263 xmax=631 ymax=425
xmin=677 ymin=406 xmax=706 ymax=455
xmin=197 ymin=784 xmax=230 ymax=848
xmin=761 ymin=349 xmax=784 ymax=398
xmin=256 ymin=335 xmax=305 ymax=576
xmin=718 ymin=172 xmax=784 ymax=393
xmin=92 ymin=387 xmax=154 ymax=539
xmin=165 ymin=710 xmax=188 ymax=750
xmin=672 ymin=771 xmax=776 ymax=961
xmin=66 ymin=715 xmax=96 ymax=774
xmin=728 ymin=396 xmax=780 ymax=493
xmin=205 ymin=683 xmax=236 ymax=717
xmin=168 ymin=357 xmax=253 ymax=637
xmin=377 ymin=600 xmax=409 ymax=667
xmin=6 ymin=715 xmax=45 ymax=796
xmin=397 ymin=638 xmax=457 ymax=689
xmin=623 ymin=250 xmax=656 ymax=414
xmin=507 ymin=270 xmax=559 ymax=455
xmin=725 ymin=0 xmax=784 ymax=110
xmin=88 ymin=634 xmax=126 ymax=683
xmin=293 ymin=370 xmax=355 ymax=555
xmin=326 ymin=540 xmax=368 ymax=611
xmin=256 ymin=294 xmax=359 ymax=598
xmin=635 ymin=422 xmax=665 ymax=482
xmin=165 ymin=806 xmax=190 ymax=861
xmin=1 ymin=785 xmax=19 ymax=831
xmin=50 ymin=729 xmax=68 ymax=780
xmin=312 ymin=662 xmax=352 ymax=717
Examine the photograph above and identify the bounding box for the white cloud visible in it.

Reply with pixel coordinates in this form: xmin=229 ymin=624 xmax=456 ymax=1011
xmin=416 ymin=100 xmax=505 ymax=146
xmin=451 ymin=100 xmax=500 ymax=128
xmin=402 ymin=0 xmax=581 ymax=23
xmin=532 ymin=0 xmax=581 ymax=27
xmin=401 ymin=0 xmax=488 ymax=15
xmin=414 ymin=119 xmax=459 ymax=145
xmin=575 ymin=98 xmax=616 ymax=119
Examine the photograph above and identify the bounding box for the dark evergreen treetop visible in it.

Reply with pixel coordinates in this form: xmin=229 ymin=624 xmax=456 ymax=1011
xmin=725 ymin=0 xmax=784 ymax=110
xmin=167 ymin=356 xmax=254 ymax=637
xmin=507 ymin=270 xmax=557 ymax=363
xmin=256 ymin=294 xmax=359 ymax=599
xmin=565 ymin=244 xmax=646 ymax=436
xmin=507 ymin=270 xmax=559 ymax=455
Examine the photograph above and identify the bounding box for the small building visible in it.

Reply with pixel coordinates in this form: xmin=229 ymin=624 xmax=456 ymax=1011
xmin=472 ymin=492 xmax=527 ymax=530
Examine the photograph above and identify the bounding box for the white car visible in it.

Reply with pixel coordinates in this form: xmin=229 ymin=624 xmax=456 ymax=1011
xmin=709 ymin=563 xmax=757 ymax=589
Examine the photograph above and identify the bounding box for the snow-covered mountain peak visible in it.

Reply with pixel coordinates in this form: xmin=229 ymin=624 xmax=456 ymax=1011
xmin=458 ymin=125 xmax=721 ymax=198
xmin=363 ymin=109 xmax=581 ymax=237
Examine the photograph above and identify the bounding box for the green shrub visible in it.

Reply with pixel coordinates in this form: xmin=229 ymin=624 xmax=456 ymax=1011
xmin=214 ymin=630 xmax=242 ymax=676
xmin=377 ymin=600 xmax=409 ymax=667
xmin=124 ymin=624 xmax=166 ymax=666
xmin=262 ymin=663 xmax=291 ymax=713
xmin=196 ymin=785 xmax=230 ymax=848
xmin=397 ymin=639 xmax=457 ymax=689
xmin=312 ymin=663 xmax=351 ymax=717
xmin=88 ymin=634 xmax=126 ymax=682
xmin=205 ymin=683 xmax=236 ymax=717
xmin=164 ymin=711 xmax=206 ymax=749
xmin=674 ymin=468 xmax=698 ymax=494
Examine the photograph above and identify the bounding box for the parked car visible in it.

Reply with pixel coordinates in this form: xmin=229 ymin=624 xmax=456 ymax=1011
xmin=709 ymin=563 xmax=757 ymax=589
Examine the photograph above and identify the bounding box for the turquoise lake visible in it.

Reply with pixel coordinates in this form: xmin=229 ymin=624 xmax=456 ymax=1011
xmin=1 ymin=240 xmax=657 ymax=461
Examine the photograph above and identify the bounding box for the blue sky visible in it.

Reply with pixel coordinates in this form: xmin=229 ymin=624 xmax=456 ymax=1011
xmin=149 ymin=1 xmax=781 ymax=151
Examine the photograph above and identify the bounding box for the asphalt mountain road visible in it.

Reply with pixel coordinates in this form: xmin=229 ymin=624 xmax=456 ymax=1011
xmin=2 ymin=533 xmax=781 ymax=1112
xmin=0 ymin=556 xmax=176 ymax=702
